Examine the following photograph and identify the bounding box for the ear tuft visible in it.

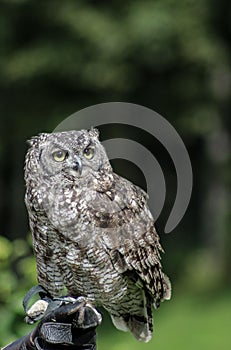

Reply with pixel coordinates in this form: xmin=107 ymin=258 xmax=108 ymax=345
xmin=27 ymin=136 xmax=39 ymax=147
xmin=88 ymin=127 xmax=99 ymax=139
xmin=27 ymin=133 xmax=48 ymax=147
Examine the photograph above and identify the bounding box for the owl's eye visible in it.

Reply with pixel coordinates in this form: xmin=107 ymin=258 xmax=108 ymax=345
xmin=83 ymin=146 xmax=94 ymax=160
xmin=52 ymin=150 xmax=68 ymax=162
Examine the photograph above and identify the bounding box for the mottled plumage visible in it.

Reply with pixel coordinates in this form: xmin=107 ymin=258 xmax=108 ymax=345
xmin=24 ymin=129 xmax=171 ymax=342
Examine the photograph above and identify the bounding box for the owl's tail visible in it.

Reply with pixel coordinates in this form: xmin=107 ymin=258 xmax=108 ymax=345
xmin=110 ymin=293 xmax=153 ymax=342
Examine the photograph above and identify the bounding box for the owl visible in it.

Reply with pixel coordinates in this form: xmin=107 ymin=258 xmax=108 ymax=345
xmin=24 ymin=128 xmax=171 ymax=342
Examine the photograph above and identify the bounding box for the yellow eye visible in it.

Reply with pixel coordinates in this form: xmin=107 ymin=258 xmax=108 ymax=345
xmin=83 ymin=147 xmax=94 ymax=159
xmin=52 ymin=150 xmax=68 ymax=162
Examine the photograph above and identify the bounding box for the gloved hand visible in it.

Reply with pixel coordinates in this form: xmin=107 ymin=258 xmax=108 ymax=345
xmin=3 ymin=286 xmax=102 ymax=350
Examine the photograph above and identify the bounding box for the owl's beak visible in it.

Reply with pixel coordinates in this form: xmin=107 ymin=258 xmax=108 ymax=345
xmin=73 ymin=155 xmax=82 ymax=175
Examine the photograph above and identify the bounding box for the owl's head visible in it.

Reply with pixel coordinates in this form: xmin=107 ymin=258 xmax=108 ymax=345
xmin=26 ymin=129 xmax=111 ymax=181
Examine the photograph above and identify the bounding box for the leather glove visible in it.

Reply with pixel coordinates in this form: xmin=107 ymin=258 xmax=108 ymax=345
xmin=2 ymin=286 xmax=101 ymax=350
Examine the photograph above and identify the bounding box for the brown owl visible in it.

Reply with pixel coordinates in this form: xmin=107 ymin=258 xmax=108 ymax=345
xmin=24 ymin=129 xmax=171 ymax=342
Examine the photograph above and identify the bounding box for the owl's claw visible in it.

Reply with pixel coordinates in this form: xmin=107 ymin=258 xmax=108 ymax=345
xmin=52 ymin=295 xmax=102 ymax=328
xmin=23 ymin=286 xmax=102 ymax=328
xmin=70 ymin=296 xmax=102 ymax=328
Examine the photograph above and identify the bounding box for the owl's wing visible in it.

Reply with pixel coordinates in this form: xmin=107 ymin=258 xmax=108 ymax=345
xmin=96 ymin=174 xmax=171 ymax=307
xmin=118 ymin=225 xmax=171 ymax=308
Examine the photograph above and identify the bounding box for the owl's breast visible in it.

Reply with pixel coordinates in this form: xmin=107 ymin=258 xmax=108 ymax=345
xmin=62 ymin=244 xmax=128 ymax=305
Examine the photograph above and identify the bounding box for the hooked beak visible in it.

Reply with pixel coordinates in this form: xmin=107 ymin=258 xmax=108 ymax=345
xmin=73 ymin=155 xmax=82 ymax=175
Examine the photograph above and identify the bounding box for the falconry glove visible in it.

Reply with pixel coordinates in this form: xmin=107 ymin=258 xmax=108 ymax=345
xmin=2 ymin=287 xmax=101 ymax=350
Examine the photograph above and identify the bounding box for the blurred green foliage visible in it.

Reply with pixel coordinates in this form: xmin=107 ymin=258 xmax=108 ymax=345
xmin=0 ymin=235 xmax=36 ymax=345
xmin=0 ymin=0 xmax=230 ymax=348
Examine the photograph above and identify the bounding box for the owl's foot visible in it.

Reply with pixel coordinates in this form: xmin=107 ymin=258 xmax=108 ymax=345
xmin=23 ymin=286 xmax=102 ymax=329
xmin=52 ymin=295 xmax=102 ymax=328
xmin=68 ymin=296 xmax=102 ymax=329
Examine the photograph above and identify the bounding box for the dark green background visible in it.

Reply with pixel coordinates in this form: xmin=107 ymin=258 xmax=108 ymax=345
xmin=0 ymin=0 xmax=230 ymax=348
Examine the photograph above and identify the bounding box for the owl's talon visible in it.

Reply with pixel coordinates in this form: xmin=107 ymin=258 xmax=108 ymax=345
xmin=53 ymin=296 xmax=77 ymax=304
xmin=54 ymin=295 xmax=102 ymax=328
xmin=71 ymin=298 xmax=102 ymax=329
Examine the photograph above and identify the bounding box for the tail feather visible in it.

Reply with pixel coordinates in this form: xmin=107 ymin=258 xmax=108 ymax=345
xmin=128 ymin=314 xmax=152 ymax=342
xmin=110 ymin=292 xmax=153 ymax=342
xmin=162 ymin=273 xmax=172 ymax=301
xmin=111 ymin=313 xmax=152 ymax=342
